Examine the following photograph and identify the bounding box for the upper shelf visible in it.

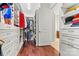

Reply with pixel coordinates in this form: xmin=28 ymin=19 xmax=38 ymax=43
xmin=62 ymin=3 xmax=79 ymax=18
xmin=0 ymin=23 xmax=19 ymax=29
xmin=62 ymin=3 xmax=78 ymax=9
xmin=63 ymin=9 xmax=79 ymax=18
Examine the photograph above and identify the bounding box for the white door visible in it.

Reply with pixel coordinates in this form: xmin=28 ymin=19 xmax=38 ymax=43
xmin=38 ymin=7 xmax=55 ymax=46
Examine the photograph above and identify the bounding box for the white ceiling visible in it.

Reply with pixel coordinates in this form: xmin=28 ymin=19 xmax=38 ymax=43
xmin=20 ymin=3 xmax=57 ymax=17
xmin=20 ymin=3 xmax=40 ymax=17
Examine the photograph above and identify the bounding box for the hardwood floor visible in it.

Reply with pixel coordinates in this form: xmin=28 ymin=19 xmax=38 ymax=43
xmin=17 ymin=41 xmax=59 ymax=56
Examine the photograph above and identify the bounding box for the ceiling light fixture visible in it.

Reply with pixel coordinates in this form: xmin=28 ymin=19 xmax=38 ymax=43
xmin=27 ymin=3 xmax=31 ymax=10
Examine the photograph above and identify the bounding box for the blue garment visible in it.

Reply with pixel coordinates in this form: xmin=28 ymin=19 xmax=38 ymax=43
xmin=4 ymin=7 xmax=12 ymax=19
xmin=27 ymin=30 xmax=32 ymax=39
xmin=27 ymin=21 xmax=30 ymax=29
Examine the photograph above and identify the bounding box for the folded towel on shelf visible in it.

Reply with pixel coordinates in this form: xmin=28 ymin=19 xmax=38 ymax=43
xmin=66 ymin=5 xmax=79 ymax=13
xmin=71 ymin=23 xmax=79 ymax=27
xmin=72 ymin=20 xmax=79 ymax=24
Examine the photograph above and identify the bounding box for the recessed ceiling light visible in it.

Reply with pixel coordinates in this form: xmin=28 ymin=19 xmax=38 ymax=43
xmin=27 ymin=3 xmax=31 ymax=10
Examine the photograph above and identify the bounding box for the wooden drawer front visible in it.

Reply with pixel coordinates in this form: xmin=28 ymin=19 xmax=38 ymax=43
xmin=60 ymin=43 xmax=73 ymax=56
xmin=61 ymin=33 xmax=79 ymax=39
xmin=11 ymin=39 xmax=20 ymax=56
xmin=2 ymin=43 xmax=13 ymax=56
xmin=0 ymin=29 xmax=20 ymax=56
xmin=10 ymin=43 xmax=18 ymax=56
xmin=61 ymin=35 xmax=79 ymax=48
xmin=61 ymin=39 xmax=79 ymax=49
xmin=61 ymin=29 xmax=73 ymax=34
xmin=60 ymin=35 xmax=74 ymax=43
xmin=61 ymin=28 xmax=79 ymax=36
xmin=0 ymin=32 xmax=13 ymax=37
xmin=2 ymin=39 xmax=19 ymax=56
xmin=0 ymin=29 xmax=19 ymax=37
xmin=2 ymin=34 xmax=19 ymax=45
xmin=0 ymin=30 xmax=14 ymax=34
xmin=60 ymin=41 xmax=79 ymax=56
xmin=3 ymin=48 xmax=12 ymax=56
xmin=12 ymin=44 xmax=19 ymax=56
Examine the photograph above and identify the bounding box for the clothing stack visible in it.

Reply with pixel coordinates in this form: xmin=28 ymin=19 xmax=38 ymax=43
xmin=71 ymin=14 xmax=79 ymax=27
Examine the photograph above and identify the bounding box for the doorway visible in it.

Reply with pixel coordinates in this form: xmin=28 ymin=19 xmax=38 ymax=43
xmin=25 ymin=17 xmax=36 ymax=46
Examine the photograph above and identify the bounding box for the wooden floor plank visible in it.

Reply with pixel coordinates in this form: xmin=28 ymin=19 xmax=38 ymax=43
xmin=17 ymin=41 xmax=59 ymax=56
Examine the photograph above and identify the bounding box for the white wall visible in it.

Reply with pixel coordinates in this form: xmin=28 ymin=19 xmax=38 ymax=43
xmin=20 ymin=3 xmax=56 ymax=17
xmin=20 ymin=3 xmax=40 ymax=17
xmin=52 ymin=3 xmax=63 ymax=31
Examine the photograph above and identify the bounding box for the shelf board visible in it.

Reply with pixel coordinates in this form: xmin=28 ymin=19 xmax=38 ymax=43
xmin=64 ymin=9 xmax=79 ymax=18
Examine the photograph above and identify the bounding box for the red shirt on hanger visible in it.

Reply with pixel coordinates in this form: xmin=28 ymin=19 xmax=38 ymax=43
xmin=19 ymin=11 xmax=25 ymax=29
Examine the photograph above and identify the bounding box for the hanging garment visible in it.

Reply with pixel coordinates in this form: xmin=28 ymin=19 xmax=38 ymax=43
xmin=19 ymin=12 xmax=25 ymax=29
xmin=0 ymin=3 xmax=13 ymax=11
xmin=27 ymin=30 xmax=33 ymax=40
xmin=2 ymin=4 xmax=9 ymax=9
xmin=0 ymin=3 xmax=13 ymax=9
xmin=4 ymin=19 xmax=11 ymax=24
xmin=4 ymin=7 xmax=12 ymax=19
xmin=0 ymin=3 xmax=9 ymax=9
xmin=3 ymin=7 xmax=12 ymax=24
xmin=0 ymin=3 xmax=8 ymax=11
xmin=27 ymin=20 xmax=30 ymax=29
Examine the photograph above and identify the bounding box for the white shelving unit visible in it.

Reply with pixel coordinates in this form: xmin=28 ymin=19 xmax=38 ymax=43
xmin=0 ymin=23 xmax=22 ymax=56
xmin=60 ymin=4 xmax=79 ymax=56
xmin=0 ymin=3 xmax=23 ymax=56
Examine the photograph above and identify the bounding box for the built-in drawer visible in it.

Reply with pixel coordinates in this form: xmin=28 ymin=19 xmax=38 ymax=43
xmin=60 ymin=41 xmax=79 ymax=56
xmin=61 ymin=34 xmax=79 ymax=48
xmin=2 ymin=38 xmax=19 ymax=56
xmin=60 ymin=40 xmax=79 ymax=56
xmin=1 ymin=34 xmax=18 ymax=45
xmin=60 ymin=35 xmax=74 ymax=43
xmin=60 ymin=42 xmax=74 ymax=56
xmin=2 ymin=42 xmax=13 ymax=56
xmin=0 ymin=29 xmax=19 ymax=37
xmin=61 ymin=28 xmax=79 ymax=36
